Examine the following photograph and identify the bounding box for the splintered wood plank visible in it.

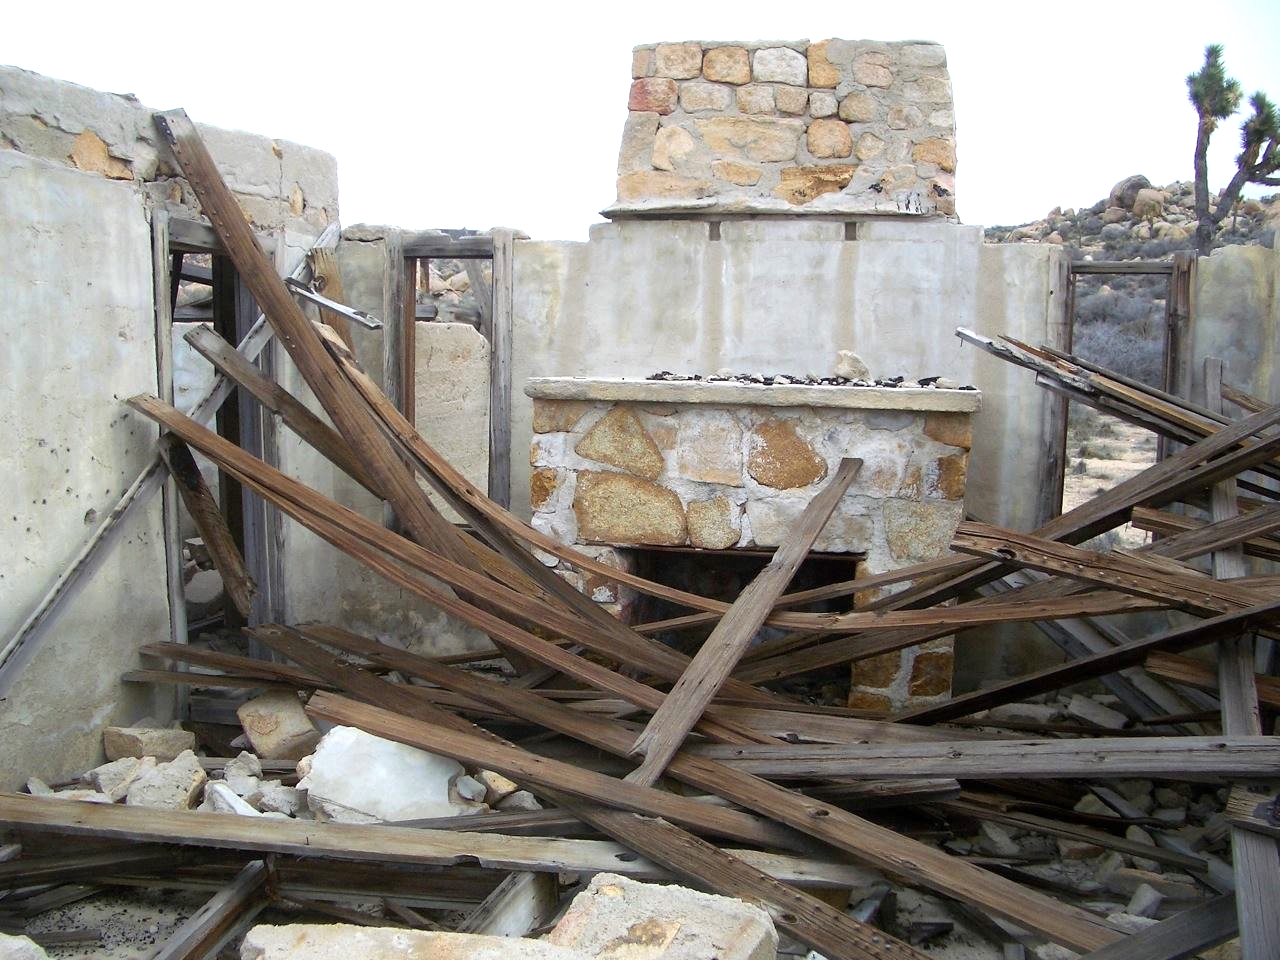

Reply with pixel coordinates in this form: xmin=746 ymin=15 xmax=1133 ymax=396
xmin=628 ymin=458 xmax=862 ymax=785
xmin=150 ymin=858 xmax=268 ymax=960
xmin=1204 ymin=358 xmax=1280 ymax=960
xmin=1145 ymin=653 xmax=1280 ymax=710
xmin=297 ymin=627 xmax=1121 ymax=953
xmin=1076 ymin=894 xmax=1237 ymax=960
xmin=689 ymin=736 xmax=1280 ymax=779
xmin=1226 ymin=786 xmax=1280 ymax=841
xmin=307 ymin=247 xmax=354 ymax=349
xmin=894 ymin=597 xmax=1280 ymax=724
xmin=1130 ymin=506 xmax=1280 ymax=563
xmin=158 ymin=435 xmax=256 ymax=618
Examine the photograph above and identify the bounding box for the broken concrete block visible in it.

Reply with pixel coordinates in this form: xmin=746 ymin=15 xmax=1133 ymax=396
xmin=51 ymin=789 xmax=114 ymax=804
xmin=125 ymin=750 xmax=207 ymax=810
xmin=1105 ymin=912 xmax=1161 ymax=934
xmin=977 ymin=822 xmax=1021 ymax=858
xmin=0 ymin=934 xmax=49 ymax=960
xmin=496 ymin=790 xmax=543 ymax=812
xmin=185 ymin=568 xmax=225 ymax=619
xmin=223 ymin=751 xmax=263 ymax=799
xmin=84 ymin=756 xmax=156 ymax=802
xmin=240 ymin=924 xmax=586 ymax=960
xmin=475 ymin=769 xmax=519 ymax=805
xmin=257 ymin=782 xmax=303 ymax=817
xmin=305 ymin=726 xmax=485 ymax=823
xmin=452 ymin=774 xmax=487 ymax=804
xmin=236 ymin=692 xmax=320 ymax=762
xmin=1126 ymin=882 xmax=1164 ymax=918
xmin=546 ymin=872 xmax=777 ymax=960
xmin=25 ymin=778 xmax=53 ymax=796
xmin=103 ymin=726 xmax=196 ymax=762
xmin=1104 ymin=867 xmax=1200 ymax=901
xmin=1067 ymin=694 xmax=1128 ymax=730
xmin=204 ymin=781 xmax=261 ymax=817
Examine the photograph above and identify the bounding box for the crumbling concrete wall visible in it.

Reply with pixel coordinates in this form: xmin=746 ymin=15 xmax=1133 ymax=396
xmin=511 ymin=219 xmax=1065 ymax=689
xmin=1176 ymin=239 xmax=1280 ymax=408
xmin=0 ymin=67 xmax=338 ymax=787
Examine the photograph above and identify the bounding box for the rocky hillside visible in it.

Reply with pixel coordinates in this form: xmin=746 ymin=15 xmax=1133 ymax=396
xmin=985 ymin=174 xmax=1279 ymax=260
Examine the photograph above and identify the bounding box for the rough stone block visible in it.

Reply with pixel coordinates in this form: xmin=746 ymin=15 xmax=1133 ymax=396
xmin=846 ymin=689 xmax=893 ymax=712
xmin=774 ymin=165 xmax=855 ymax=205
xmin=923 ymin=412 xmax=970 ymax=451
xmin=533 ymin=399 xmax=595 ymax=434
xmin=696 ymin=118 xmax=804 ymax=163
xmin=304 ymin=726 xmax=484 ymax=824
xmin=241 ymin=924 xmax=586 ymax=960
xmin=678 ymin=82 xmax=732 ymax=113
xmin=125 ymin=750 xmax=207 ymax=810
xmin=736 ymin=86 xmax=775 ymax=115
xmin=809 ymin=91 xmax=838 ymax=118
xmin=883 ymin=500 xmax=963 ymax=562
xmin=807 ymin=41 xmax=840 ymax=88
xmin=237 ymin=691 xmax=321 ymax=762
xmin=752 ymin=47 xmax=807 ymax=87
xmin=629 ymin=79 xmax=679 ymax=115
xmin=576 ymin=407 xmax=664 ymax=480
xmin=852 ymin=60 xmax=893 ymax=87
xmin=633 ymin=48 xmax=655 ymax=79
xmin=686 ymin=497 xmax=741 ymax=550
xmin=806 ymin=119 xmax=853 ymax=159
xmin=654 ymin=43 xmax=703 ymax=80
xmin=574 ymin=472 xmax=687 ymax=546
xmin=546 ymin=873 xmax=776 ymax=960
xmin=908 ymin=648 xmax=953 ymax=697
xmin=852 ymin=651 xmax=902 ymax=688
xmin=911 ymin=138 xmax=956 ymax=173
xmin=103 ymin=726 xmax=196 ymax=762
xmin=702 ymin=47 xmax=751 ymax=85
xmin=476 ymin=769 xmax=520 ymax=805
xmin=711 ymin=160 xmax=762 ymax=186
xmin=675 ymin=414 xmax=743 ymax=485
xmin=838 ymin=93 xmax=876 ymax=123
xmin=775 ymin=86 xmax=808 ymax=115
xmin=652 ymin=127 xmax=697 ymax=173
xmin=617 ymin=172 xmax=711 ymax=203
xmin=924 ymin=453 xmax=968 ymax=500
xmin=618 ymin=113 xmax=660 ymax=175
xmin=747 ymin=420 xmax=827 ymax=490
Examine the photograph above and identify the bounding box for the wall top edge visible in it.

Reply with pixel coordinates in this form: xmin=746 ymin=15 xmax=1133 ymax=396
xmin=525 ymin=377 xmax=981 ymax=412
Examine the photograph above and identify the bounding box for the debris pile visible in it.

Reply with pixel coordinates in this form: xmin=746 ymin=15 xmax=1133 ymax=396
xmin=2 ymin=111 xmax=1277 ymax=960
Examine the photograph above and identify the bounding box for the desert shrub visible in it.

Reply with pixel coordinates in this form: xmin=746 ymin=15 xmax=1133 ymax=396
xmin=1075 ymin=288 xmax=1154 ymax=325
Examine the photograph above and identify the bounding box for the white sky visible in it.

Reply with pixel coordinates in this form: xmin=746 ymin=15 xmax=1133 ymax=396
xmin=4 ymin=0 xmax=1278 ymax=240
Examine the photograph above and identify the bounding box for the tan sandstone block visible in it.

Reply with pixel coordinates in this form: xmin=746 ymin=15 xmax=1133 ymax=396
xmin=530 ymin=468 xmax=562 ymax=511
xmin=909 ymin=649 xmax=954 ymax=697
xmin=652 ymin=126 xmax=697 ymax=172
xmin=735 ymin=85 xmax=775 ymax=115
xmin=807 ymin=41 xmax=840 ymax=88
xmin=855 ymin=133 xmax=886 ymax=161
xmin=807 ymin=119 xmax=853 ymax=158
xmin=847 ymin=690 xmax=893 ymax=713
xmin=532 ymin=399 xmax=594 ymax=434
xmin=679 ymin=82 xmax=732 ymax=113
xmin=747 ymin=420 xmax=828 ymax=489
xmin=775 ymin=85 xmax=809 ymax=115
xmin=927 ymin=453 xmax=968 ymax=500
xmin=697 ymin=117 xmax=804 ymax=163
xmin=676 ymin=415 xmax=743 ymax=485
xmin=702 ymin=47 xmax=752 ymax=85
xmin=576 ymin=407 xmax=665 ymax=480
xmin=712 ymin=160 xmax=762 ymax=186
xmin=237 ymin=691 xmax=320 ymax=761
xmin=629 ymin=78 xmax=679 ymax=115
xmin=574 ymin=472 xmax=686 ymax=546
xmin=852 ymin=60 xmax=893 ymax=87
xmin=854 ymin=650 xmax=903 ymax=688
xmin=103 ymin=726 xmax=195 ymax=762
xmin=69 ymin=130 xmax=133 ymax=180
xmin=774 ymin=165 xmax=855 ymax=205
xmin=838 ymin=93 xmax=876 ymax=123
xmin=655 ymin=42 xmax=703 ymax=79
xmin=912 ymin=138 xmax=956 ymax=172
xmin=923 ymin=412 xmax=972 ymax=450
xmin=632 ymin=48 xmax=655 ymax=78
xmin=617 ymin=171 xmax=711 ymax=202
xmin=687 ymin=497 xmax=741 ymax=550
xmin=883 ymin=500 xmax=963 ymax=562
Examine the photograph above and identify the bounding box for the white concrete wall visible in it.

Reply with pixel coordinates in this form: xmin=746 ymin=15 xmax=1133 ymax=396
xmin=0 ymin=152 xmax=169 ymax=788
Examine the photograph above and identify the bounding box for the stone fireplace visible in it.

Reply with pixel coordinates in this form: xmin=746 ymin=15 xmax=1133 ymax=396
xmin=526 ymin=377 xmax=980 ymax=709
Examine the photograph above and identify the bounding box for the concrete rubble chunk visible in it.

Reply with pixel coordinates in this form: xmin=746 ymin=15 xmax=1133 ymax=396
xmin=1067 ymin=694 xmax=1128 ymax=730
xmin=1126 ymin=882 xmax=1164 ymax=918
xmin=452 ymin=774 xmax=487 ymax=803
xmin=545 ymin=872 xmax=777 ymax=960
xmin=83 ymin=756 xmax=156 ymax=801
xmin=475 ymin=769 xmax=520 ymax=805
xmin=978 ymin=822 xmax=1021 ymax=858
xmin=51 ymin=789 xmax=114 ymax=803
xmin=240 ymin=924 xmax=588 ymax=960
xmin=304 ymin=726 xmax=485 ymax=823
xmin=1104 ymin=867 xmax=1201 ymax=901
xmin=103 ymin=725 xmax=196 ymax=762
xmin=257 ymin=781 xmax=303 ymax=817
xmin=0 ymin=934 xmax=50 ymax=960
xmin=496 ymin=790 xmax=543 ymax=812
xmin=204 ymin=781 xmax=261 ymax=817
xmin=237 ymin=691 xmax=321 ymax=761
xmin=224 ymin=750 xmax=263 ymax=797
xmin=125 ymin=750 xmax=207 ymax=810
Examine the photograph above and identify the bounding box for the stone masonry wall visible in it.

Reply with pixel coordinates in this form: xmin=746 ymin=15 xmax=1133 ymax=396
xmin=527 ymin=381 xmax=976 ymax=709
xmin=612 ymin=40 xmax=955 ymax=218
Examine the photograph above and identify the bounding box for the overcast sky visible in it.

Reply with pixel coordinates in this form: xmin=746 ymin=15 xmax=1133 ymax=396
xmin=5 ymin=0 xmax=1278 ymax=239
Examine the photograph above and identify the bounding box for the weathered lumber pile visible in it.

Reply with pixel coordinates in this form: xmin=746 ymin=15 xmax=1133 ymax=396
xmin=2 ymin=113 xmax=1278 ymax=960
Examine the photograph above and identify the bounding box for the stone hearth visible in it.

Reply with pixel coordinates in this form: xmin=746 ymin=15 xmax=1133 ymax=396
xmin=526 ymin=377 xmax=980 ymax=710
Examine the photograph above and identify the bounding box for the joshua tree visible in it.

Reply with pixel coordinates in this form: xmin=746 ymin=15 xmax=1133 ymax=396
xmin=1186 ymin=45 xmax=1279 ymax=255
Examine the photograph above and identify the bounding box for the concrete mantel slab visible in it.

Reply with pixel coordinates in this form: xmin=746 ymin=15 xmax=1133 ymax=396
xmin=526 ymin=377 xmax=981 ymax=412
